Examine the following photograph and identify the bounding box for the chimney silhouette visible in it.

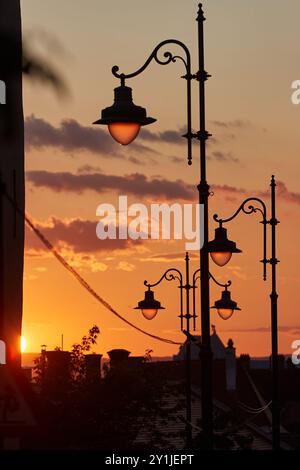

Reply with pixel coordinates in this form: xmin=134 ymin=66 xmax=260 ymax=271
xmin=225 ymin=339 xmax=236 ymax=392
xmin=85 ymin=354 xmax=102 ymax=382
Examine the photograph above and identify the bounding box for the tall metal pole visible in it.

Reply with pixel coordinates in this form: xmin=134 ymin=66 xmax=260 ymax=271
xmin=197 ymin=4 xmax=213 ymax=448
xmin=270 ymin=175 xmax=280 ymax=450
xmin=184 ymin=252 xmax=192 ymax=447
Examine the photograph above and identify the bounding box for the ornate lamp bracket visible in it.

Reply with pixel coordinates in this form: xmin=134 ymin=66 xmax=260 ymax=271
xmin=213 ymin=197 xmax=269 ymax=280
xmin=111 ymin=39 xmax=211 ymax=166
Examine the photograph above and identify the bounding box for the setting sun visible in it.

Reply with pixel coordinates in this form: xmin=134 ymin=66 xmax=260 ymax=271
xmin=21 ymin=335 xmax=27 ymax=353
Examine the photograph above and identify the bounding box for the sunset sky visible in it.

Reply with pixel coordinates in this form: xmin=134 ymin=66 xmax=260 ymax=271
xmin=20 ymin=0 xmax=300 ymax=358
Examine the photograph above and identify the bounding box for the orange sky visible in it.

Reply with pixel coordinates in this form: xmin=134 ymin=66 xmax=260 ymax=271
xmin=20 ymin=0 xmax=300 ymax=358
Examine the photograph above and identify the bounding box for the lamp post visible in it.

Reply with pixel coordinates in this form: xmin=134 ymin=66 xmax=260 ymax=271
xmin=208 ymin=176 xmax=280 ymax=450
xmin=134 ymin=253 xmax=237 ymax=448
xmin=94 ymin=3 xmax=215 ymax=448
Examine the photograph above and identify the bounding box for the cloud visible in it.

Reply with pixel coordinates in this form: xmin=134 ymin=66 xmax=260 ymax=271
xmin=210 ymin=119 xmax=252 ymax=129
xmin=25 ymin=116 xmax=226 ymax=164
xmin=26 ymin=170 xmax=196 ymax=201
xmin=212 ymin=180 xmax=300 ymax=207
xmin=24 ymin=274 xmax=38 ymax=281
xmin=141 ymin=127 xmax=220 ymax=150
xmin=61 ymin=252 xmax=108 ymax=273
xmin=170 ymin=156 xmax=184 ymax=164
xmin=259 ymin=180 xmax=300 ymax=206
xmin=116 ymin=261 xmax=135 ymax=272
xmin=211 ymin=183 xmax=246 ymax=195
xmin=25 ymin=217 xmax=136 ymax=254
xmin=211 ymin=180 xmax=300 ymax=207
xmin=140 ymin=128 xmax=184 ymax=145
xmin=221 ymin=325 xmax=300 ymax=335
xmin=25 ymin=114 xmax=156 ymax=157
xmin=27 ymin=165 xmax=300 ymax=209
xmin=77 ymin=164 xmax=103 ymax=173
xmin=140 ymin=251 xmax=199 ymax=262
xmin=209 ymin=150 xmax=240 ymax=164
xmin=128 ymin=156 xmax=147 ymax=166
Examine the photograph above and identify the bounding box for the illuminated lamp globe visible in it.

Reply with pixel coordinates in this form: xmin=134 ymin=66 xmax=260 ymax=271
xmin=134 ymin=289 xmax=165 ymax=321
xmin=108 ymin=122 xmax=140 ymax=145
xmin=93 ymin=85 xmax=156 ymax=145
xmin=207 ymin=226 xmax=242 ymax=267
xmin=211 ymin=288 xmax=241 ymax=321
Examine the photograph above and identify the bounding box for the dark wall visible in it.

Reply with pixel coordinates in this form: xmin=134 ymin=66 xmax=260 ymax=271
xmin=0 ymin=0 xmax=24 ymax=367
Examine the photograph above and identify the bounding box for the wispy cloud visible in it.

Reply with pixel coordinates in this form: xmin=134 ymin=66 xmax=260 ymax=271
xmin=25 ymin=217 xmax=137 ymax=254
xmin=140 ymin=128 xmax=184 ymax=145
xmin=259 ymin=180 xmax=300 ymax=206
xmin=27 ymin=170 xmax=196 ymax=201
xmin=209 ymin=150 xmax=240 ymax=164
xmin=210 ymin=119 xmax=252 ymax=129
xmin=140 ymin=251 xmax=199 ymax=262
xmin=25 ymin=114 xmax=156 ymax=157
xmin=221 ymin=325 xmax=300 ymax=334
xmin=27 ymin=167 xmax=300 ymax=208
xmin=116 ymin=261 xmax=135 ymax=272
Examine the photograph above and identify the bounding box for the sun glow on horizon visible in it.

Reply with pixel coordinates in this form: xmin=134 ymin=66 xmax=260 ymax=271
xmin=21 ymin=336 xmax=27 ymax=354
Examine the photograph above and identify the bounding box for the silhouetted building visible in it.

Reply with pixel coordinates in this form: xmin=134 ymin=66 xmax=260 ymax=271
xmin=107 ymin=349 xmax=144 ymax=370
xmin=270 ymin=354 xmax=285 ymax=370
xmin=42 ymin=350 xmax=71 ymax=387
xmin=21 ymin=367 xmax=32 ymax=382
xmin=0 ymin=365 xmax=37 ymax=449
xmin=107 ymin=349 xmax=130 ymax=368
xmin=225 ymin=339 xmax=236 ymax=392
xmin=85 ymin=353 xmax=102 ymax=382
xmin=173 ymin=326 xmax=226 ymax=361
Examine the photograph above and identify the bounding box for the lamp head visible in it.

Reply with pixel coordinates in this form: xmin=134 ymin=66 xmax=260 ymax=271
xmin=207 ymin=226 xmax=242 ymax=267
xmin=93 ymin=85 xmax=156 ymax=145
xmin=134 ymin=288 xmax=165 ymax=320
xmin=212 ymin=288 xmax=241 ymax=320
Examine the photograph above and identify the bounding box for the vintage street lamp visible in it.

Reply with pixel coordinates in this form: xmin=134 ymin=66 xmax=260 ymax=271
xmin=94 ymin=5 xmax=215 ymax=448
xmin=212 ymin=178 xmax=280 ymax=450
xmin=93 ymin=2 xmax=280 ymax=451
xmin=207 ymin=225 xmax=242 ymax=267
xmin=93 ymin=84 xmax=156 ymax=145
xmin=134 ymin=287 xmax=164 ymax=320
xmin=211 ymin=286 xmax=241 ymax=321
xmin=135 ymin=253 xmax=234 ymax=448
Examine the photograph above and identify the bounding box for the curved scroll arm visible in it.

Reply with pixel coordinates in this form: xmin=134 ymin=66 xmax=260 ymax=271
xmin=144 ymin=267 xmax=183 ymax=290
xmin=112 ymin=39 xmax=194 ymax=165
xmin=213 ymin=197 xmax=268 ymax=281
xmin=213 ymin=197 xmax=267 ymax=226
xmin=112 ymin=39 xmax=191 ymax=82
xmin=191 ymin=268 xmax=231 ymax=329
xmin=209 ymin=272 xmax=232 ymax=289
xmin=144 ymin=268 xmax=183 ymax=329
xmin=192 ymin=268 xmax=231 ymax=289
xmin=192 ymin=268 xmax=201 ymax=330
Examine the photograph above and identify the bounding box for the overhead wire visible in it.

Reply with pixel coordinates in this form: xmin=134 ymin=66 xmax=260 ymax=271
xmin=5 ymin=191 xmax=182 ymax=346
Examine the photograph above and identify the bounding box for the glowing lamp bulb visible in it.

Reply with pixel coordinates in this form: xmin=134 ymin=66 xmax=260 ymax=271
xmin=141 ymin=309 xmax=158 ymax=320
xmin=217 ymin=308 xmax=234 ymax=321
xmin=210 ymin=251 xmax=232 ymax=267
xmin=108 ymin=122 xmax=141 ymax=145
